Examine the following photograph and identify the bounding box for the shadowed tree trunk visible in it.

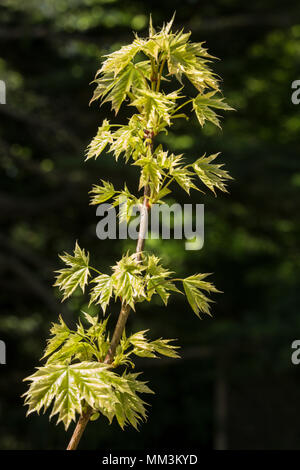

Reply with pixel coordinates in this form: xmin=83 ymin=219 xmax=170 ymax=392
xmin=214 ymin=354 xmax=228 ymax=450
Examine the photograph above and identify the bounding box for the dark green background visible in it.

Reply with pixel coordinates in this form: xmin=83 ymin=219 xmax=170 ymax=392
xmin=1 ymin=0 xmax=300 ymax=450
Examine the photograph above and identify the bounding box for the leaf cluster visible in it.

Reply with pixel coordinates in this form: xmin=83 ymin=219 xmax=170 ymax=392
xmin=24 ymin=312 xmax=180 ymax=430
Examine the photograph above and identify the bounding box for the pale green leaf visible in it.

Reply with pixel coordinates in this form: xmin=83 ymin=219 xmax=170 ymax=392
xmin=89 ymin=180 xmax=116 ymax=205
xmin=42 ymin=316 xmax=70 ymax=360
xmin=193 ymin=91 xmax=234 ymax=128
xmin=54 ymin=242 xmax=90 ymax=301
xmin=89 ymin=274 xmax=113 ymax=314
xmin=193 ymin=153 xmax=232 ymax=194
xmin=85 ymin=119 xmax=113 ymax=161
xmin=182 ymin=273 xmax=219 ymax=318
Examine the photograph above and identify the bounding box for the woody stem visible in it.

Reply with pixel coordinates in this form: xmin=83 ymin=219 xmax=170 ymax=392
xmin=66 ymin=184 xmax=151 ymax=450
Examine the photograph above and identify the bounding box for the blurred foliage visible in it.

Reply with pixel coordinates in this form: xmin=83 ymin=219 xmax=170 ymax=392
xmin=0 ymin=0 xmax=300 ymax=450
